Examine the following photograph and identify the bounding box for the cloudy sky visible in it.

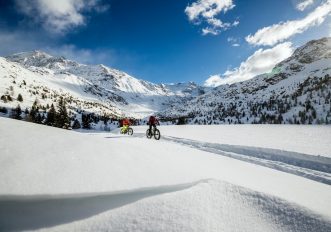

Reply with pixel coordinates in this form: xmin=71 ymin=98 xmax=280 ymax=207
xmin=0 ymin=0 xmax=330 ymax=85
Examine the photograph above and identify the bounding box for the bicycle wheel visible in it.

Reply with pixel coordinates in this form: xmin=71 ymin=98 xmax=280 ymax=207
xmin=146 ymin=129 xmax=152 ymax=139
xmin=154 ymin=129 xmax=161 ymax=140
xmin=127 ymin=127 xmax=133 ymax=136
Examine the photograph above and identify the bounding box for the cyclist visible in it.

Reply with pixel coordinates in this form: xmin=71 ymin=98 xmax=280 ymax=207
xmin=121 ymin=118 xmax=131 ymax=134
xmin=148 ymin=115 xmax=159 ymax=135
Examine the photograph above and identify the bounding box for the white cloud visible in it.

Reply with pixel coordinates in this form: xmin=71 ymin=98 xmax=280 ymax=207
xmin=207 ymin=18 xmax=225 ymax=27
xmin=204 ymin=75 xmax=224 ymax=87
xmin=227 ymin=37 xmax=240 ymax=46
xmin=297 ymin=0 xmax=314 ymax=11
xmin=15 ymin=0 xmax=109 ymax=34
xmin=185 ymin=0 xmax=238 ymax=35
xmin=202 ymin=27 xmax=220 ymax=35
xmin=246 ymin=0 xmax=331 ymax=46
xmin=204 ymin=42 xmax=294 ymax=87
xmin=232 ymin=20 xmax=240 ymax=26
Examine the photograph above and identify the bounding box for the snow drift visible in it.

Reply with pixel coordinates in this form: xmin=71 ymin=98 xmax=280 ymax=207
xmin=0 ymin=118 xmax=330 ymax=231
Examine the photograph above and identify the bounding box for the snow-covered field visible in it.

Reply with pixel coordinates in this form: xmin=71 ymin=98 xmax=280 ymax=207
xmin=0 ymin=117 xmax=331 ymax=231
xmin=139 ymin=125 xmax=331 ymax=157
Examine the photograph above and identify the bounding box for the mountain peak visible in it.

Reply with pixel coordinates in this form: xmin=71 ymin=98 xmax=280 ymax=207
xmin=6 ymin=50 xmax=81 ymax=71
xmin=292 ymin=37 xmax=331 ymax=63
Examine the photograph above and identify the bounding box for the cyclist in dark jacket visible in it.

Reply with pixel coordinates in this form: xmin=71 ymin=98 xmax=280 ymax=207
xmin=148 ymin=116 xmax=159 ymax=134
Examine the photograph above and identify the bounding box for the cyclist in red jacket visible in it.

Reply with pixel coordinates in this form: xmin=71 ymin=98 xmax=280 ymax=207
xmin=148 ymin=116 xmax=159 ymax=134
xmin=121 ymin=118 xmax=131 ymax=134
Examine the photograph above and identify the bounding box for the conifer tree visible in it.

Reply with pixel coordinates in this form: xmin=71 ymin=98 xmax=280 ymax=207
xmin=0 ymin=107 xmax=8 ymax=114
xmin=1 ymin=95 xmax=7 ymax=103
xmin=36 ymin=113 xmax=43 ymax=124
xmin=17 ymin=94 xmax=23 ymax=102
xmin=82 ymin=113 xmax=92 ymax=129
xmin=72 ymin=119 xmax=81 ymax=129
xmin=29 ymin=100 xmax=39 ymax=122
xmin=46 ymin=104 xmax=56 ymax=126
xmin=11 ymin=104 xmax=22 ymax=120
xmin=55 ymin=97 xmax=69 ymax=128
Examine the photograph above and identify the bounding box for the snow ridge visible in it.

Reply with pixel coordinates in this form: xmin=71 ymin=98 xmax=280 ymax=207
xmin=0 ymin=180 xmax=207 ymax=231
xmin=1 ymin=117 xmax=331 ymax=231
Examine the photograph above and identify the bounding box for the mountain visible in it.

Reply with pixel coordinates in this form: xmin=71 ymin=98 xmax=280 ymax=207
xmin=0 ymin=50 xmax=207 ymax=127
xmin=159 ymin=37 xmax=331 ymax=125
xmin=0 ymin=37 xmax=330 ymax=128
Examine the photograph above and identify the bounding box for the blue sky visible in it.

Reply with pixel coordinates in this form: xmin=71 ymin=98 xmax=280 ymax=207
xmin=0 ymin=0 xmax=330 ymax=85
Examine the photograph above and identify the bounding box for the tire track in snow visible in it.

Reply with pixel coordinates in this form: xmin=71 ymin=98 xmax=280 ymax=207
xmin=115 ymin=132 xmax=331 ymax=185
xmin=160 ymin=135 xmax=331 ymax=185
xmin=120 ymin=131 xmax=331 ymax=185
xmin=0 ymin=179 xmax=210 ymax=231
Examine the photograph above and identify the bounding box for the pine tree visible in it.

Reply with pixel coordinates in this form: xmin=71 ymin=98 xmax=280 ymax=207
xmin=55 ymin=97 xmax=70 ymax=128
xmin=36 ymin=113 xmax=43 ymax=124
xmin=46 ymin=104 xmax=56 ymax=126
xmin=277 ymin=113 xmax=283 ymax=124
xmin=82 ymin=113 xmax=92 ymax=129
xmin=0 ymin=107 xmax=8 ymax=114
xmin=17 ymin=94 xmax=23 ymax=102
xmin=28 ymin=100 xmax=39 ymax=122
xmin=1 ymin=95 xmax=7 ymax=103
xmin=72 ymin=119 xmax=81 ymax=129
xmin=11 ymin=104 xmax=22 ymax=120
xmin=177 ymin=117 xmax=186 ymax=125
xmin=311 ymin=108 xmax=317 ymax=119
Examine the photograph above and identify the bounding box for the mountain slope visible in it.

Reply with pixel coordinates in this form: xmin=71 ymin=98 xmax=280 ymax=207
xmin=1 ymin=37 xmax=330 ymax=127
xmin=1 ymin=51 xmax=207 ymax=124
xmin=160 ymin=37 xmax=331 ymax=125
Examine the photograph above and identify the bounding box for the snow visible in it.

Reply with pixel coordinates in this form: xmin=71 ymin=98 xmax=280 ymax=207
xmin=1 ymin=37 xmax=330 ymax=123
xmin=1 ymin=37 xmax=331 ymax=231
xmin=0 ymin=117 xmax=331 ymax=231
xmin=28 ymin=181 xmax=331 ymax=232
xmin=147 ymin=124 xmax=331 ymax=157
xmin=161 ymin=38 xmax=331 ymax=125
xmin=0 ymin=57 xmax=117 ymax=115
xmin=2 ymin=52 xmax=207 ymax=119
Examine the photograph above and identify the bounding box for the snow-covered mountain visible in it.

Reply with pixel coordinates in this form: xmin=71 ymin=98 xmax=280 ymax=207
xmin=0 ymin=50 xmax=207 ymax=123
xmin=160 ymin=37 xmax=331 ymax=125
xmin=1 ymin=37 xmax=330 ymax=127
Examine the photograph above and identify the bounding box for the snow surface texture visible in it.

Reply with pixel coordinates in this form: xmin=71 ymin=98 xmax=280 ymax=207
xmin=133 ymin=125 xmax=331 ymax=184
xmin=0 ymin=118 xmax=331 ymax=231
xmin=155 ymin=125 xmax=331 ymax=157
